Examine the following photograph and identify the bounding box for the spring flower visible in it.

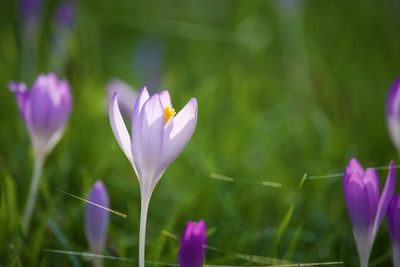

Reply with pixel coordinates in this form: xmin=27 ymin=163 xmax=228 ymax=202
xmin=109 ymin=87 xmax=198 ymax=267
xmin=343 ymin=159 xmax=396 ymax=267
xmin=179 ymin=220 xmax=207 ymax=267
xmin=106 ymin=79 xmax=137 ymax=120
xmin=20 ymin=0 xmax=41 ymax=32
xmin=9 ymin=73 xmax=72 ymax=233
xmin=85 ymin=181 xmax=110 ymax=257
xmin=55 ymin=0 xmax=75 ymax=29
xmin=388 ymin=195 xmax=400 ymax=267
xmin=9 ymin=73 xmax=72 ymax=160
xmin=387 ymin=78 xmax=400 ymax=152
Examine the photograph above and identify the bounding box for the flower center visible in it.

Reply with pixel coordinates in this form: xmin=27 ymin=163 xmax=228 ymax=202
xmin=164 ymin=106 xmax=176 ymax=124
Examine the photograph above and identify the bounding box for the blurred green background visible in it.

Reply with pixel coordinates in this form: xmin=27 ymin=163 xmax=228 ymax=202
xmin=1 ymin=0 xmax=400 ymax=266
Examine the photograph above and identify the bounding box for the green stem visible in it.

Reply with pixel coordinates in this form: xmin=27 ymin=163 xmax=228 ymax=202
xmin=139 ymin=195 xmax=150 ymax=267
xmin=21 ymin=155 xmax=44 ymax=235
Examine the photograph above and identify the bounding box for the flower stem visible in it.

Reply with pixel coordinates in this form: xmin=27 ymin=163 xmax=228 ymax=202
xmin=92 ymin=257 xmax=103 ymax=267
xmin=21 ymin=155 xmax=44 ymax=235
xmin=139 ymin=196 xmax=150 ymax=267
xmin=393 ymin=243 xmax=400 ymax=267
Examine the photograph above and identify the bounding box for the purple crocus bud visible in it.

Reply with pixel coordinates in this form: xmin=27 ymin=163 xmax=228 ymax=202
xmin=343 ymin=158 xmax=396 ymax=267
xmin=20 ymin=0 xmax=41 ymax=30
xmin=388 ymin=195 xmax=400 ymax=267
xmin=9 ymin=73 xmax=72 ymax=160
xmin=387 ymin=78 xmax=400 ymax=152
xmin=179 ymin=220 xmax=207 ymax=267
xmin=106 ymin=79 xmax=137 ymax=120
xmin=85 ymin=181 xmax=110 ymax=254
xmin=55 ymin=0 xmax=75 ymax=29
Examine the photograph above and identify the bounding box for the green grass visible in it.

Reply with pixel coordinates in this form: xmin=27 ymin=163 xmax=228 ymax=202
xmin=0 ymin=0 xmax=400 ymax=266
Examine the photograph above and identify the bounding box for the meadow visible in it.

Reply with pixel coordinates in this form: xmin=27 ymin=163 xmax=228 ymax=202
xmin=1 ymin=0 xmax=400 ymax=266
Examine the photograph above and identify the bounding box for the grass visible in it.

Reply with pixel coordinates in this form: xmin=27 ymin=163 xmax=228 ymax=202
xmin=0 ymin=0 xmax=399 ymax=266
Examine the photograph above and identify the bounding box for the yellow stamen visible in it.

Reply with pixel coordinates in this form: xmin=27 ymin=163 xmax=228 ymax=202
xmin=164 ymin=106 xmax=176 ymax=124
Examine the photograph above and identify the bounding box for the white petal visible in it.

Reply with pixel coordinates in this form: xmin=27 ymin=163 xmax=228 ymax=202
xmin=153 ymin=98 xmax=197 ymax=187
xmin=131 ymin=87 xmax=150 ymax=133
xmin=132 ymin=94 xmax=165 ymax=193
xmin=158 ymin=90 xmax=173 ymax=108
xmin=109 ymin=92 xmax=134 ymax=165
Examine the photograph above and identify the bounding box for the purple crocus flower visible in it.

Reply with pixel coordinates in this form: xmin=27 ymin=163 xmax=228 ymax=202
xmin=20 ymin=0 xmax=41 ymax=30
xmin=388 ymin=195 xmax=400 ymax=267
xmin=343 ymin=159 xmax=396 ymax=267
xmin=179 ymin=220 xmax=207 ymax=267
xmin=106 ymin=79 xmax=137 ymax=120
xmin=85 ymin=181 xmax=110 ymax=254
xmin=387 ymin=78 xmax=400 ymax=152
xmin=109 ymin=87 xmax=198 ymax=267
xmin=55 ymin=0 xmax=75 ymax=29
xmin=9 ymin=73 xmax=72 ymax=160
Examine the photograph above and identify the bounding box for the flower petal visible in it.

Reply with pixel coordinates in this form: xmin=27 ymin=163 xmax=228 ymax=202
xmin=388 ymin=195 xmax=400 ymax=244
xmin=387 ymin=78 xmax=400 ymax=150
xmin=363 ymin=168 xmax=380 ymax=223
xmin=132 ymin=94 xmax=165 ymax=193
xmin=109 ymin=92 xmax=133 ymax=164
xmin=344 ymin=158 xmax=364 ymax=189
xmin=131 ymin=87 xmax=150 ymax=134
xmin=9 ymin=81 xmax=30 ymax=123
xmin=85 ymin=180 xmax=109 ymax=253
xmin=345 ymin=172 xmax=371 ymax=230
xmin=373 ymin=161 xmax=396 ymax=236
xmin=153 ymin=98 xmax=197 ymax=187
xmin=158 ymin=90 xmax=172 ymax=108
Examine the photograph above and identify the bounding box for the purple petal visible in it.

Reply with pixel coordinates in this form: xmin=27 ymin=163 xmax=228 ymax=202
xmin=344 ymin=158 xmax=364 ymax=188
xmin=9 ymin=81 xmax=30 ymax=123
xmin=363 ymin=168 xmax=380 ymax=223
xmin=387 ymin=78 xmax=400 ymax=117
xmin=388 ymin=195 xmax=400 ymax=246
xmin=179 ymin=220 xmax=207 ymax=267
xmin=158 ymin=90 xmax=173 ymax=109
xmin=132 ymin=94 xmax=165 ymax=193
xmin=55 ymin=0 xmax=74 ymax=28
xmin=344 ymin=172 xmax=371 ymax=230
xmin=154 ymin=99 xmax=197 ymax=187
xmin=85 ymin=181 xmax=110 ymax=253
xmin=387 ymin=78 xmax=400 ymax=150
xmin=108 ymin=92 xmax=134 ymax=165
xmin=373 ymin=161 xmax=397 ymax=236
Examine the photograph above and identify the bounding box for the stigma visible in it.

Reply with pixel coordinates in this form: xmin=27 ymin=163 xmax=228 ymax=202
xmin=164 ymin=106 xmax=176 ymax=124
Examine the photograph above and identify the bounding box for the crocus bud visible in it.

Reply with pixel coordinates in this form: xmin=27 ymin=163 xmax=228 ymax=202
xmin=387 ymin=78 xmax=400 ymax=152
xmin=85 ymin=181 xmax=110 ymax=254
xmin=9 ymin=73 xmax=72 ymax=160
xmin=106 ymin=79 xmax=136 ymax=120
xmin=388 ymin=195 xmax=400 ymax=267
xmin=343 ymin=159 xmax=396 ymax=267
xmin=178 ymin=220 xmax=207 ymax=267
xmin=55 ymin=0 xmax=74 ymax=29
xmin=20 ymin=0 xmax=41 ymax=32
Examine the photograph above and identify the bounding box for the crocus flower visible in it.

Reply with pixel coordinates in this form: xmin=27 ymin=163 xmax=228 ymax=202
xmin=109 ymin=87 xmax=198 ymax=267
xmin=387 ymin=78 xmax=400 ymax=152
xmin=106 ymin=79 xmax=137 ymax=120
xmin=85 ymin=181 xmax=110 ymax=255
xmin=20 ymin=0 xmax=41 ymax=32
xmin=343 ymin=159 xmax=396 ymax=267
xmin=388 ymin=195 xmax=400 ymax=267
xmin=9 ymin=73 xmax=72 ymax=233
xmin=9 ymin=73 xmax=72 ymax=160
xmin=55 ymin=0 xmax=75 ymax=29
xmin=179 ymin=220 xmax=207 ymax=267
